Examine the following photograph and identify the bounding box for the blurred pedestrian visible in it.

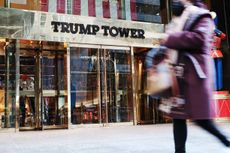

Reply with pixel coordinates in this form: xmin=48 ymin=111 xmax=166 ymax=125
xmin=161 ymin=0 xmax=230 ymax=153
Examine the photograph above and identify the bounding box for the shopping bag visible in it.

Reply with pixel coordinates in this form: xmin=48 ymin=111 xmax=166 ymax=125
xmin=146 ymin=60 xmax=172 ymax=96
xmin=157 ymin=57 xmax=186 ymax=116
xmin=145 ymin=47 xmax=173 ymax=97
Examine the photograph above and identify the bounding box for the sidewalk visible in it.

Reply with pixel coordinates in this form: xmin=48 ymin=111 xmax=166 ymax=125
xmin=0 ymin=123 xmax=230 ymax=153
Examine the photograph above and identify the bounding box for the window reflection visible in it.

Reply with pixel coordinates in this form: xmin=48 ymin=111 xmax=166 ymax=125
xmin=19 ymin=49 xmax=36 ymax=128
xmin=6 ymin=0 xmax=162 ymax=23
xmin=70 ymin=47 xmax=99 ymax=124
xmin=42 ymin=50 xmax=68 ymax=127
xmin=133 ymin=1 xmax=161 ymax=23
xmin=70 ymin=47 xmax=133 ymax=124
xmin=107 ymin=50 xmax=133 ymax=123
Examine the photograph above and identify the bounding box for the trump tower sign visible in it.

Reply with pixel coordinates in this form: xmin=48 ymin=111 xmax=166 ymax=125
xmin=0 ymin=8 xmax=164 ymax=47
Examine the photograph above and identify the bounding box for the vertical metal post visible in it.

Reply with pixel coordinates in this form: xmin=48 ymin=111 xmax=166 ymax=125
xmin=104 ymin=49 xmax=108 ymax=125
xmin=35 ymin=48 xmax=42 ymax=129
xmin=55 ymin=50 xmax=60 ymax=125
xmin=114 ymin=56 xmax=119 ymax=122
xmin=67 ymin=43 xmax=71 ymax=128
xmin=130 ymin=47 xmax=137 ymax=125
xmin=15 ymin=40 xmax=20 ymax=132
xmin=97 ymin=49 xmax=102 ymax=124
xmin=4 ymin=43 xmax=10 ymax=128
xmin=40 ymin=43 xmax=44 ymax=130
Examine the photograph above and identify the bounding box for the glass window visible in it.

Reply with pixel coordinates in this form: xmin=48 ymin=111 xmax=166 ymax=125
xmin=57 ymin=0 xmax=65 ymax=13
xmin=4 ymin=0 xmax=165 ymax=23
xmin=41 ymin=0 xmax=48 ymax=12
xmin=131 ymin=0 xmax=161 ymax=23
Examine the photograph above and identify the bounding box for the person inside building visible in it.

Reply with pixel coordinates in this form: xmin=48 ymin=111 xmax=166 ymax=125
xmin=160 ymin=0 xmax=230 ymax=152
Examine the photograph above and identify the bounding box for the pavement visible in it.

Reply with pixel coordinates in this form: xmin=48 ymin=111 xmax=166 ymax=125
xmin=0 ymin=122 xmax=230 ymax=153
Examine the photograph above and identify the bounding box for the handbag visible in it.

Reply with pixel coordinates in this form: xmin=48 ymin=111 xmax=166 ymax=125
xmin=145 ymin=46 xmax=187 ymax=115
xmin=158 ymin=67 xmax=186 ymax=115
xmin=145 ymin=46 xmax=174 ymax=97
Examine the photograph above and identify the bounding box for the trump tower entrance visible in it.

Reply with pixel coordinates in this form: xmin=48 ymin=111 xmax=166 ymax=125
xmin=0 ymin=7 xmax=164 ymax=130
xmin=70 ymin=44 xmax=133 ymax=125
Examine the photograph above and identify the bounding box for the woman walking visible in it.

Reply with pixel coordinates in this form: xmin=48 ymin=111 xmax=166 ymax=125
xmin=161 ymin=0 xmax=230 ymax=152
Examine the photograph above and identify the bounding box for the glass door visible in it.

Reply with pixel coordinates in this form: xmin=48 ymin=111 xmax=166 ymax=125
xmin=102 ymin=47 xmax=133 ymax=123
xmin=70 ymin=44 xmax=133 ymax=125
xmin=70 ymin=46 xmax=100 ymax=124
xmin=42 ymin=50 xmax=68 ymax=129
xmin=19 ymin=41 xmax=68 ymax=130
xmin=19 ymin=48 xmax=37 ymax=130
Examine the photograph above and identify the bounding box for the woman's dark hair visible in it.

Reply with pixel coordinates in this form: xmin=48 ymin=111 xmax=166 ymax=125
xmin=192 ymin=0 xmax=207 ymax=9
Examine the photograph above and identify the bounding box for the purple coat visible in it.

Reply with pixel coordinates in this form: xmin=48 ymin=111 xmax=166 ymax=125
xmin=163 ymin=13 xmax=216 ymax=119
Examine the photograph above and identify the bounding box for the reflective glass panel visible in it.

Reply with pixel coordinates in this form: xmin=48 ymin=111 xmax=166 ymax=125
xmin=19 ymin=49 xmax=36 ymax=128
xmin=70 ymin=47 xmax=99 ymax=124
xmin=42 ymin=50 xmax=68 ymax=127
xmin=130 ymin=0 xmax=161 ymax=23
xmin=105 ymin=49 xmax=133 ymax=123
xmin=70 ymin=46 xmax=133 ymax=124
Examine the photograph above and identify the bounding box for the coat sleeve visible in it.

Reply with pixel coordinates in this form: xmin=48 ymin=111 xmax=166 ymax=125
xmin=163 ymin=17 xmax=213 ymax=53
